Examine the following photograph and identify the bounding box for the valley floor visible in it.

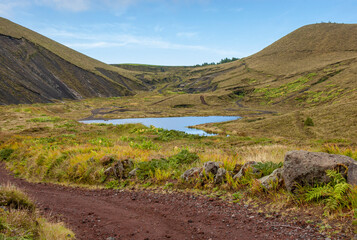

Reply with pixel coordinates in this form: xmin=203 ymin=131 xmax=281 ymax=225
xmin=0 ymin=94 xmax=356 ymax=239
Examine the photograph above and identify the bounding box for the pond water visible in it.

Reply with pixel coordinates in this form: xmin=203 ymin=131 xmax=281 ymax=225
xmin=81 ymin=116 xmax=240 ymax=136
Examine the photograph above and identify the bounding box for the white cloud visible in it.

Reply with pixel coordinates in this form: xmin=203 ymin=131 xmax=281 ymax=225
xmin=63 ymin=32 xmax=239 ymax=56
xmin=35 ymin=0 xmax=90 ymax=12
xmin=154 ymin=25 xmax=164 ymax=32
xmin=231 ymin=7 xmax=243 ymax=12
xmin=0 ymin=0 xmax=29 ymax=17
xmin=66 ymin=41 xmax=127 ymax=48
xmin=102 ymin=0 xmax=139 ymax=15
xmin=176 ymin=32 xmax=198 ymax=39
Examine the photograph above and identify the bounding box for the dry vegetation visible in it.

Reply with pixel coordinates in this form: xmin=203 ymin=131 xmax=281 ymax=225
xmin=0 ymin=183 xmax=75 ymax=239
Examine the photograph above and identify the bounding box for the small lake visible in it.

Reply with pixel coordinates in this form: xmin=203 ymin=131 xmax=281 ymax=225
xmin=81 ymin=116 xmax=240 ymax=136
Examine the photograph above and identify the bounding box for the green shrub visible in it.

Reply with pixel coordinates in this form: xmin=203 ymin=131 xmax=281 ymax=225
xmin=129 ymin=139 xmax=159 ymax=150
xmin=89 ymin=137 xmax=113 ymax=147
xmin=131 ymin=125 xmax=202 ymax=141
xmin=167 ymin=149 xmax=199 ymax=165
xmin=254 ymin=161 xmax=283 ymax=177
xmin=0 ymin=149 xmax=14 ymax=161
xmin=136 ymin=158 xmax=169 ymax=180
xmin=136 ymin=150 xmax=199 ymax=180
xmin=304 ymin=117 xmax=314 ymax=126
xmin=105 ymin=180 xmax=120 ymax=189
xmin=28 ymin=116 xmax=62 ymax=123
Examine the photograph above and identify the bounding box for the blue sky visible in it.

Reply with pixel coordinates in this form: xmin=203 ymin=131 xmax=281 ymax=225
xmin=1 ymin=0 xmax=357 ymax=66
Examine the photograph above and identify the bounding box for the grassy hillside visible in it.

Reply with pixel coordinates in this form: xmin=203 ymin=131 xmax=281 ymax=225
xmin=114 ymin=23 xmax=357 ymax=143
xmin=116 ymin=23 xmax=357 ymax=106
xmin=0 ymin=18 xmax=137 ymax=79
xmin=0 ymin=17 xmax=150 ymax=104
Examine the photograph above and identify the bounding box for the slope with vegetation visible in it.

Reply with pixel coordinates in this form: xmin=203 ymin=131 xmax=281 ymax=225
xmin=113 ymin=23 xmax=357 ymax=143
xmin=0 ymin=17 xmax=151 ymax=105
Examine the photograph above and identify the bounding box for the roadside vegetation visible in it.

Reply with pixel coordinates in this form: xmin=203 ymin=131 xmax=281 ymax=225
xmin=0 ymin=184 xmax=75 ymax=239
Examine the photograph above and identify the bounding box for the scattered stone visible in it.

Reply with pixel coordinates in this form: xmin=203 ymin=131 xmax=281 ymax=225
xmin=128 ymin=168 xmax=138 ymax=178
xmin=233 ymin=161 xmax=261 ymax=180
xmin=104 ymin=167 xmax=113 ymax=176
xmin=214 ymin=168 xmax=227 ymax=184
xmin=258 ymin=167 xmax=284 ymax=190
xmin=181 ymin=167 xmax=202 ymax=181
xmin=282 ymin=150 xmax=354 ymax=192
xmin=106 ymin=237 xmax=115 ymax=240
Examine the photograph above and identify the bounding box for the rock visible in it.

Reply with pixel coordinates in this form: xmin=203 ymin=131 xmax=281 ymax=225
xmin=258 ymin=167 xmax=284 ymax=190
xmin=233 ymin=161 xmax=261 ymax=180
xmin=104 ymin=167 xmax=113 ymax=176
xmin=282 ymin=150 xmax=354 ymax=192
xmin=200 ymin=161 xmax=221 ymax=177
xmin=348 ymin=163 xmax=357 ymax=185
xmin=181 ymin=167 xmax=202 ymax=181
xmin=214 ymin=168 xmax=227 ymax=184
xmin=128 ymin=168 xmax=138 ymax=178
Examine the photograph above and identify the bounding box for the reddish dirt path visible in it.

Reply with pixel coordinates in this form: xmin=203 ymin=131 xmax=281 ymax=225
xmin=0 ymin=164 xmax=327 ymax=240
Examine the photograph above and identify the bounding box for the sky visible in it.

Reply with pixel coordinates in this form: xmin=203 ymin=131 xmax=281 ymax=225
xmin=1 ymin=0 xmax=357 ymax=66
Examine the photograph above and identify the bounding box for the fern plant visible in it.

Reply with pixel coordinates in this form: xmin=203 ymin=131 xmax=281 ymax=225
xmin=305 ymin=170 xmax=352 ymax=213
xmin=254 ymin=161 xmax=283 ymax=176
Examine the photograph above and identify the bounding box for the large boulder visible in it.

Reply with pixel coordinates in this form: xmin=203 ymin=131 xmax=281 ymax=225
xmin=258 ymin=168 xmax=284 ymax=190
xmin=348 ymin=163 xmax=357 ymax=185
xmin=233 ymin=161 xmax=261 ymax=180
xmin=283 ymin=150 xmax=354 ymax=192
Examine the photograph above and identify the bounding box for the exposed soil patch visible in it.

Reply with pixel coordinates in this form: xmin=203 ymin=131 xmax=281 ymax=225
xmin=0 ymin=164 xmax=330 ymax=240
xmin=200 ymin=95 xmax=209 ymax=105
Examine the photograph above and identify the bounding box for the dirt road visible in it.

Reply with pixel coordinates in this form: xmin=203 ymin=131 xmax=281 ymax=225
xmin=0 ymin=164 xmax=327 ymax=240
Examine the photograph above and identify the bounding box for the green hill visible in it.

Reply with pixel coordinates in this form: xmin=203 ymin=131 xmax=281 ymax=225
xmin=116 ymin=23 xmax=357 ymax=108
xmin=113 ymin=23 xmax=357 ymax=142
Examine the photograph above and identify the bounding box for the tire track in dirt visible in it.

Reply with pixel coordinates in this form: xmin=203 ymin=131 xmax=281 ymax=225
xmin=0 ymin=164 xmax=327 ymax=240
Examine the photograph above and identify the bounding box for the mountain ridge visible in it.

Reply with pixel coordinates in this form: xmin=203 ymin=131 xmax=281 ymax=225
xmin=0 ymin=17 xmax=150 ymax=104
